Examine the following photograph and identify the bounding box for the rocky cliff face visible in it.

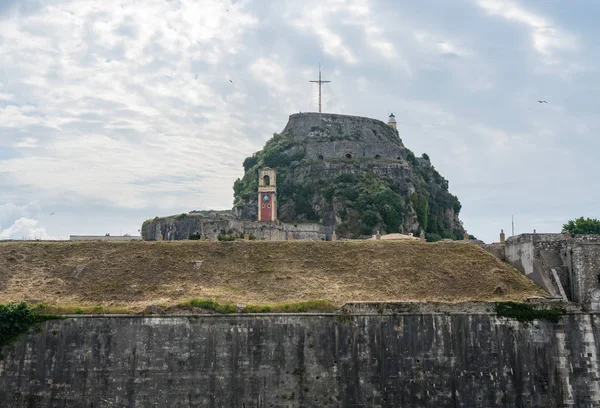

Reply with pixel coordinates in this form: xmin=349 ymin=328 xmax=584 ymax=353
xmin=234 ymin=113 xmax=464 ymax=240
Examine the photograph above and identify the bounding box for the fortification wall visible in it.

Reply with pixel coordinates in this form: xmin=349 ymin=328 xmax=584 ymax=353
xmin=283 ymin=113 xmax=406 ymax=161
xmin=142 ymin=215 xmax=331 ymax=241
xmin=69 ymin=235 xmax=142 ymax=241
xmin=483 ymin=243 xmax=505 ymax=260
xmin=505 ymin=234 xmax=566 ymax=297
xmin=2 ymin=313 xmax=600 ymax=407
xmin=568 ymin=235 xmax=600 ymax=309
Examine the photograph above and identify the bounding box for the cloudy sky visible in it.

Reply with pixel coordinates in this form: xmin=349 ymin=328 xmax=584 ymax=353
xmin=0 ymin=0 xmax=598 ymax=243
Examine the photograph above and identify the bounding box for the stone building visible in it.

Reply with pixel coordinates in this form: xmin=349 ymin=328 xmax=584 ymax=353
xmin=485 ymin=232 xmax=600 ymax=310
xmin=258 ymin=167 xmax=277 ymax=222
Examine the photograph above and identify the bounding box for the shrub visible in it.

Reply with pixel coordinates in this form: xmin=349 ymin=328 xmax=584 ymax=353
xmin=425 ymin=232 xmax=442 ymax=242
xmin=0 ymin=303 xmax=60 ymax=357
xmin=495 ymin=302 xmax=565 ymax=323
xmin=406 ymin=149 xmax=417 ymax=166
xmin=217 ymin=233 xmax=236 ymax=241
xmin=184 ymin=298 xmax=218 ymax=309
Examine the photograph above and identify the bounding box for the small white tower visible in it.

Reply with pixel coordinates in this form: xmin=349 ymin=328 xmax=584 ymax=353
xmin=387 ymin=113 xmax=397 ymax=130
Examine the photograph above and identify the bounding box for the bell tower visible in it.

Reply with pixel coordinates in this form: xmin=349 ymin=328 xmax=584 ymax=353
xmin=258 ymin=167 xmax=277 ymax=222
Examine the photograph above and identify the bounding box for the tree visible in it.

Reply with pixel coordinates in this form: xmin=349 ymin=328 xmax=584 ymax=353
xmin=562 ymin=217 xmax=600 ymax=236
xmin=243 ymin=155 xmax=258 ymax=171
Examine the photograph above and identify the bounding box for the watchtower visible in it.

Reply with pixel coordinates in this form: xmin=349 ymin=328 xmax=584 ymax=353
xmin=258 ymin=168 xmax=277 ymax=222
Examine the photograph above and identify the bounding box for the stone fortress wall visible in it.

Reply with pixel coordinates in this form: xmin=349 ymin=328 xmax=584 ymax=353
xmin=3 ymin=313 xmax=600 ymax=407
xmin=143 ymin=212 xmax=332 ymax=241
xmin=284 ymin=112 xmax=407 ymax=161
xmin=485 ymin=233 xmax=600 ymax=311
xmin=69 ymin=235 xmax=142 ymax=241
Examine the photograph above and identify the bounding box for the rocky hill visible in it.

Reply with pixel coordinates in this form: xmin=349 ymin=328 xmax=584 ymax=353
xmin=234 ymin=113 xmax=464 ymax=240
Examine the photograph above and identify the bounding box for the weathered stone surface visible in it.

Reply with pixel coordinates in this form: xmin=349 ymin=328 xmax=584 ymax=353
xmin=567 ymin=235 xmax=600 ymax=309
xmin=142 ymin=215 xmax=332 ymax=241
xmin=483 ymin=243 xmax=505 ymax=261
xmin=503 ymin=233 xmax=600 ymax=309
xmin=281 ymin=112 xmax=406 ymax=161
xmin=2 ymin=313 xmax=600 ymax=407
xmin=505 ymin=234 xmax=567 ymax=298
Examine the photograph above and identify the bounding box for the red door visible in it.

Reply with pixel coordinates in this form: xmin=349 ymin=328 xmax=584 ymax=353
xmin=260 ymin=193 xmax=273 ymax=221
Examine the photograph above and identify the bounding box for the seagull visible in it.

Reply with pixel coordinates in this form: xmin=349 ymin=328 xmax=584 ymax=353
xmin=538 ymin=100 xmax=547 ymax=103
xmin=229 ymin=79 xmax=233 ymax=83
xmin=49 ymin=212 xmax=54 ymax=216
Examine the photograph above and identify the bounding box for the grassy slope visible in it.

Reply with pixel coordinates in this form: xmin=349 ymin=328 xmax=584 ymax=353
xmin=0 ymin=241 xmax=545 ymax=312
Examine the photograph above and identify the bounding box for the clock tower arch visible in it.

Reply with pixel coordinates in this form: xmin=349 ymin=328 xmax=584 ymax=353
xmin=258 ymin=167 xmax=277 ymax=222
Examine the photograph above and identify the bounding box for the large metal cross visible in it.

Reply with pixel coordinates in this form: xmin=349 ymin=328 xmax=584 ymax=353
xmin=309 ymin=64 xmax=331 ymax=113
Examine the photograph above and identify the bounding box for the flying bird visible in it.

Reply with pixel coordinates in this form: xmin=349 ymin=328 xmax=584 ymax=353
xmin=49 ymin=212 xmax=54 ymax=215
xmin=538 ymin=100 xmax=547 ymax=103
xmin=229 ymin=79 xmax=233 ymax=83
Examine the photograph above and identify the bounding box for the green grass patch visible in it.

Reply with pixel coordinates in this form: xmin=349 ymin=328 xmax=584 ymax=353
xmin=179 ymin=298 xmax=336 ymax=314
xmin=495 ymin=302 xmax=565 ymax=323
xmin=269 ymin=300 xmax=337 ymax=313
xmin=0 ymin=302 xmax=62 ymax=358
xmin=34 ymin=303 xmax=131 ymax=315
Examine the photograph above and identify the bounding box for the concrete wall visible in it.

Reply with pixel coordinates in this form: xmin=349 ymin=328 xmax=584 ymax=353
xmin=3 ymin=313 xmax=600 ymax=407
xmin=483 ymin=243 xmax=505 ymax=261
xmin=567 ymin=235 xmax=600 ymax=310
xmin=502 ymin=234 xmax=600 ymax=307
xmin=69 ymin=235 xmax=142 ymax=241
xmin=505 ymin=234 xmax=566 ymax=297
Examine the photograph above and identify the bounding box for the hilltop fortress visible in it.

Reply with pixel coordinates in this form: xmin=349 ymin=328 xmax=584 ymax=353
xmin=142 ymin=112 xmax=464 ymax=241
xmin=7 ymin=115 xmax=600 ymax=407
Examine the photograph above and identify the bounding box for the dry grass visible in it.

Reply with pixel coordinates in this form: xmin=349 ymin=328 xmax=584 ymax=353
xmin=0 ymin=240 xmax=546 ymax=312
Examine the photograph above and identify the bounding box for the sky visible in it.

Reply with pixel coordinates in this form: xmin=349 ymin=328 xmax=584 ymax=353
xmin=0 ymin=0 xmax=599 ymax=243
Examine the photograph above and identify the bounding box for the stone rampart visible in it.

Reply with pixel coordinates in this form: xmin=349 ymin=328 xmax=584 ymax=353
xmin=142 ymin=214 xmax=332 ymax=241
xmin=505 ymin=233 xmax=566 ymax=297
xmin=502 ymin=233 xmax=600 ymax=309
xmin=2 ymin=313 xmax=600 ymax=407
xmin=567 ymin=235 xmax=600 ymax=309
xmin=69 ymin=235 xmax=142 ymax=241
xmin=283 ymin=112 xmax=406 ymax=161
xmin=483 ymin=243 xmax=505 ymax=261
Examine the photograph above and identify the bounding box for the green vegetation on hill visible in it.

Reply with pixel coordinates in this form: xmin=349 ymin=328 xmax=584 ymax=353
xmin=321 ymin=172 xmax=405 ymax=236
xmin=233 ymin=125 xmax=463 ymax=239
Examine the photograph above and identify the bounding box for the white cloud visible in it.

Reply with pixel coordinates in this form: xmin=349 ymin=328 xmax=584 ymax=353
xmin=477 ymin=0 xmax=577 ymax=57
xmin=0 ymin=0 xmax=262 ymax=210
xmin=414 ymin=31 xmax=473 ymax=58
xmin=0 ymin=203 xmax=53 ymax=240
xmin=0 ymin=217 xmax=52 ymax=240
xmin=249 ymin=57 xmax=290 ymax=94
xmin=289 ymin=3 xmax=358 ymax=64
